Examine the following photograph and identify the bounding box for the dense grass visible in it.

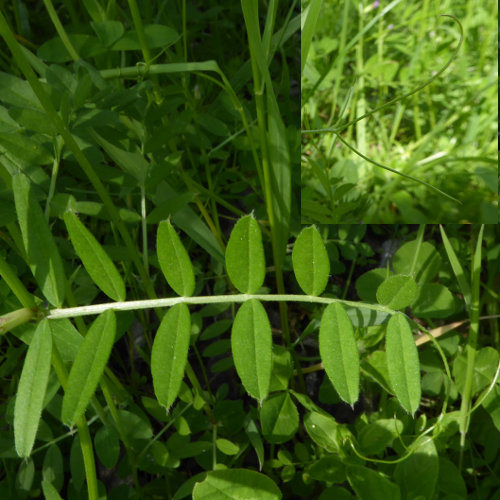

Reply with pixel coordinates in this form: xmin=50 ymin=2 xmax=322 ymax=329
xmin=301 ymin=0 xmax=498 ymax=223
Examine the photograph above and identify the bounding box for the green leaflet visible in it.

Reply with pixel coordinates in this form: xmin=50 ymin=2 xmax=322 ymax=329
xmin=319 ymin=302 xmax=360 ymax=406
xmin=62 ymin=310 xmax=116 ymax=426
xmin=157 ymin=220 xmax=195 ymax=296
xmin=151 ymin=302 xmax=191 ymax=410
xmin=193 ymin=468 xmax=281 ymax=500
xmin=260 ymin=392 xmax=299 ymax=444
xmin=225 ymin=215 xmax=266 ymax=294
xmin=386 ymin=314 xmax=421 ymax=416
xmin=394 ymin=437 xmax=438 ymax=499
xmin=292 ymin=226 xmax=330 ymax=296
xmin=347 ymin=464 xmax=401 ymax=500
xmin=14 ymin=319 xmax=52 ymax=458
xmin=303 ymin=411 xmax=339 ymax=453
xmin=376 ymin=274 xmax=417 ymax=310
xmin=64 ymin=211 xmax=126 ymax=302
xmin=12 ymin=173 xmax=66 ymax=307
xmin=231 ymin=299 xmax=272 ymax=402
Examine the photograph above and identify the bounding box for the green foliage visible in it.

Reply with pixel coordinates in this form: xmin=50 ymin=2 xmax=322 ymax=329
xmin=151 ymin=303 xmax=191 ymax=410
xmin=0 ymin=1 xmax=498 ymax=499
xmin=14 ymin=320 xmax=52 ymax=458
xmin=301 ymin=0 xmax=498 ymax=222
xmin=157 ymin=220 xmax=195 ymax=297
xmin=319 ymin=303 xmax=360 ymax=406
xmin=231 ymin=299 xmax=272 ymax=402
xmin=61 ymin=310 xmax=116 ymax=426
xmin=225 ymin=215 xmax=266 ymax=294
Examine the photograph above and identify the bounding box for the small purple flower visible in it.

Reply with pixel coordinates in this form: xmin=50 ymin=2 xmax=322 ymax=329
xmin=372 ymin=0 xmax=380 ymax=8
xmin=388 ymin=23 xmax=394 ymax=30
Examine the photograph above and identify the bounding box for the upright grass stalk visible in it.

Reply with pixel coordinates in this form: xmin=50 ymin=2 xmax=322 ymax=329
xmin=458 ymin=225 xmax=484 ymax=469
xmin=440 ymin=225 xmax=485 ymax=470
xmin=42 ymin=0 xmax=79 ymax=61
xmin=301 ymin=0 xmax=323 ymax=75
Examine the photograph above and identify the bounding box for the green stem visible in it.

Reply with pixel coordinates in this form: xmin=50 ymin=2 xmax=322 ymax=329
xmin=127 ymin=0 xmax=150 ymax=64
xmin=458 ymin=225 xmax=484 ymax=469
xmin=46 ymin=294 xmax=398 ymax=319
xmin=43 ymin=0 xmax=79 ymax=61
xmin=51 ymin=343 xmax=99 ymax=499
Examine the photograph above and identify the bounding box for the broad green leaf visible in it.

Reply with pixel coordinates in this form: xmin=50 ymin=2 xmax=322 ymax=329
xmin=357 ymin=419 xmax=404 ymax=455
xmin=319 ymin=302 xmax=360 ymax=406
xmin=62 ymin=310 xmax=116 ymax=426
xmin=394 ymin=437 xmax=438 ymax=499
xmin=231 ymin=299 xmax=272 ymax=402
xmin=355 ymin=268 xmax=388 ymax=302
xmin=411 ymin=283 xmax=455 ymax=318
xmin=347 ymin=465 xmax=401 ymax=500
xmin=13 ymin=173 xmax=66 ymax=307
xmin=393 ymin=240 xmax=442 ymax=284
xmin=436 ymin=457 xmax=467 ymax=498
xmin=90 ymin=20 xmax=125 ymax=46
xmin=376 ymin=274 xmax=417 ymax=310
xmin=151 ymin=303 xmax=191 ymax=410
xmin=64 ymin=211 xmax=125 ymax=302
xmin=260 ymin=392 xmax=299 ymax=444
xmin=303 ymin=411 xmax=339 ymax=453
xmin=111 ymin=24 xmax=179 ymax=51
xmin=225 ymin=215 xmax=265 ymax=294
xmin=292 ymin=226 xmax=330 ymax=296
xmin=157 ymin=220 xmax=195 ymax=296
xmin=306 ymin=455 xmax=346 ymax=484
xmin=192 ymin=468 xmax=281 ymax=500
xmin=42 ymin=480 xmax=64 ymax=500
xmin=215 ymin=438 xmax=239 ymax=455
xmin=42 ymin=444 xmax=64 ymax=491
xmin=386 ymin=314 xmax=421 ymax=416
xmin=94 ymin=425 xmax=120 ymax=468
xmin=14 ymin=319 xmax=52 ymax=458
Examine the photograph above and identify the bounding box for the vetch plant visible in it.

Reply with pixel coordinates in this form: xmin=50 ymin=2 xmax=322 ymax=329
xmin=3 ymin=187 xmax=498 ymax=497
xmin=0 ymin=1 xmax=498 ymax=499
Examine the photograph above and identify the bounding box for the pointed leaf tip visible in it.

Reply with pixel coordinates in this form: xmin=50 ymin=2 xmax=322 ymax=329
xmin=292 ymin=226 xmax=330 ymax=296
xmin=157 ymin=220 xmax=195 ymax=296
xmin=225 ymin=215 xmax=266 ymax=294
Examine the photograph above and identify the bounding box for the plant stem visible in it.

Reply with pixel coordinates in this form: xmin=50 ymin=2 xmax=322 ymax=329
xmin=46 ymin=294 xmax=398 ymax=319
